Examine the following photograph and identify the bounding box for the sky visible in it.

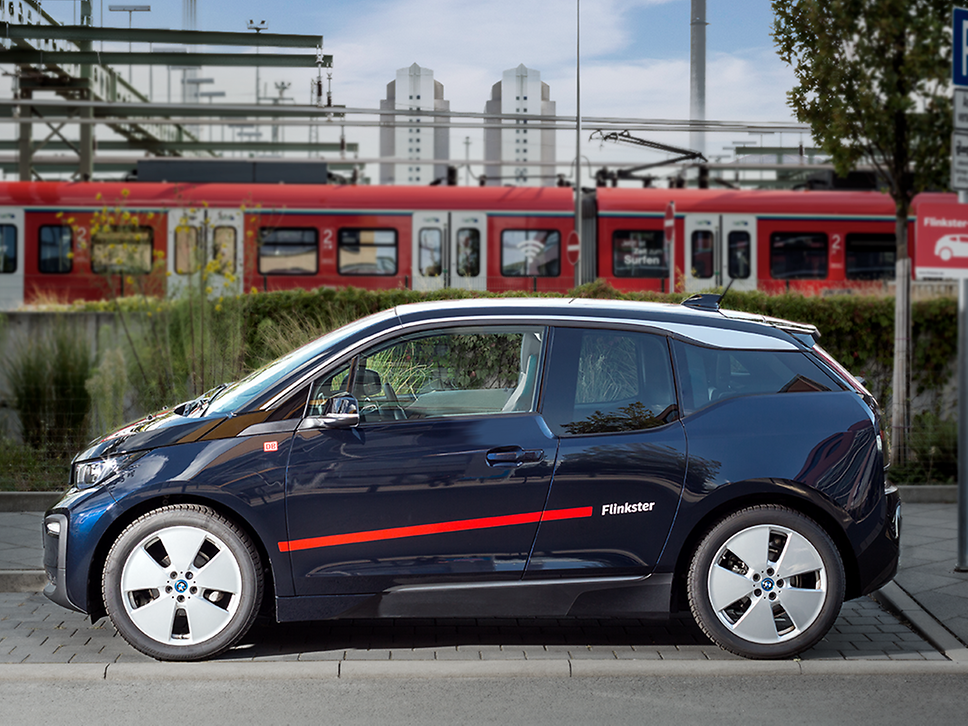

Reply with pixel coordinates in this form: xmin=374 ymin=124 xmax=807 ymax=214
xmin=11 ymin=0 xmax=805 ymax=182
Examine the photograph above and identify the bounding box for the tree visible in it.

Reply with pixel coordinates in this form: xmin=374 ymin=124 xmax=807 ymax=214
xmin=772 ymin=0 xmax=953 ymax=465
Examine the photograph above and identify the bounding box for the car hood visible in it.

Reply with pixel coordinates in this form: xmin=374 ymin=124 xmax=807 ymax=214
xmin=75 ymin=408 xmax=225 ymax=462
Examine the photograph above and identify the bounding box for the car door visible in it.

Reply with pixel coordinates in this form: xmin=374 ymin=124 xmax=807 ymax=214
xmin=284 ymin=324 xmax=559 ymax=596
xmin=525 ymin=326 xmax=687 ymax=578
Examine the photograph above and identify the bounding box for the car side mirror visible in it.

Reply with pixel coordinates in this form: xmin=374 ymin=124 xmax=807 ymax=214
xmin=299 ymin=392 xmax=360 ymax=430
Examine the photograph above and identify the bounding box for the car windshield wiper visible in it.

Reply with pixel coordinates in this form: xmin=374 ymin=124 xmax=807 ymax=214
xmin=199 ymin=382 xmax=231 ymax=415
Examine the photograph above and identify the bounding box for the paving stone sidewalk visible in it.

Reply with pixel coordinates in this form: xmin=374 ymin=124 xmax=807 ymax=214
xmin=0 ymin=590 xmax=945 ymax=664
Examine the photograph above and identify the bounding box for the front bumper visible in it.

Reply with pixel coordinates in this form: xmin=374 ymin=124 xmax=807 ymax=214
xmin=42 ymin=512 xmax=85 ymax=614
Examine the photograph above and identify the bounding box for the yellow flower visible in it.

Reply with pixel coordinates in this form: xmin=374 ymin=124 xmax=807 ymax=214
xmin=56 ymin=212 xmax=63 ymax=218
xmin=166 ymin=270 xmax=172 ymax=277
xmin=205 ymin=286 xmax=213 ymax=295
xmin=121 ymin=189 xmax=130 ymax=198
xmin=95 ymin=193 xmax=102 ymax=201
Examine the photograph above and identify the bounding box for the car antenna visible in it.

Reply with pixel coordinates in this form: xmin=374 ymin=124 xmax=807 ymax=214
xmin=718 ymin=277 xmax=736 ymax=308
xmin=680 ymin=277 xmax=736 ymax=312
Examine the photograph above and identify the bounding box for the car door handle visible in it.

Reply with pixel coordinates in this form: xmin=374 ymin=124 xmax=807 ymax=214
xmin=486 ymin=447 xmax=544 ymax=467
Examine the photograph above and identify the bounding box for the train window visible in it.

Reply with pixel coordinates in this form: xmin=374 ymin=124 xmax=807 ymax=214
xmin=174 ymin=226 xmax=199 ymax=274
xmin=38 ymin=226 xmax=72 ymax=274
xmin=260 ymin=228 xmax=319 ymax=275
xmin=0 ymin=225 xmax=15 ymax=274
xmin=214 ymin=227 xmax=237 ymax=274
xmin=418 ymin=228 xmax=442 ymax=276
xmin=770 ymin=232 xmax=828 ymax=279
xmin=91 ymin=227 xmax=153 ymax=274
xmin=846 ymin=233 xmax=896 ymax=280
xmin=728 ymin=231 xmax=751 ymax=279
xmin=691 ymin=230 xmax=714 ymax=279
xmin=338 ymin=228 xmax=396 ymax=276
xmin=501 ymin=230 xmax=560 ymax=277
xmin=456 ymin=229 xmax=481 ymax=277
xmin=612 ymin=230 xmax=666 ymax=278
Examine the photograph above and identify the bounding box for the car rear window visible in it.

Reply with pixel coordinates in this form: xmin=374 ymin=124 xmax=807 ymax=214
xmin=673 ymin=341 xmax=844 ymax=414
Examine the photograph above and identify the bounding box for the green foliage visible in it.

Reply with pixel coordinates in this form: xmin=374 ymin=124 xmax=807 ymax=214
xmin=0 ymin=437 xmax=71 ymax=492
xmin=889 ymin=410 xmax=957 ymax=484
xmin=771 ymin=0 xmax=953 ymax=214
xmin=1 ymin=321 xmax=93 ymax=457
xmin=85 ymin=346 xmax=130 ymax=435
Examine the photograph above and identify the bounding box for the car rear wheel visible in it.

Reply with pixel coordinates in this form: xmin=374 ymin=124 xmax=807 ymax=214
xmin=102 ymin=504 xmax=263 ymax=661
xmin=687 ymin=505 xmax=845 ymax=659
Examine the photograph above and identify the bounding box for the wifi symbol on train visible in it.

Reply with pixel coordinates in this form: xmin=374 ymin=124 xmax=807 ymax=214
xmin=517 ymin=237 xmax=546 ymax=267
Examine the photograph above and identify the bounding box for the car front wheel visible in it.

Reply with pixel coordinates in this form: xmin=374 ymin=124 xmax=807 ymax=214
xmin=102 ymin=504 xmax=263 ymax=661
xmin=687 ymin=505 xmax=845 ymax=659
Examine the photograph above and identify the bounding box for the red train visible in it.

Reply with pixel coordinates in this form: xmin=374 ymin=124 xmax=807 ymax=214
xmin=0 ymin=181 xmax=950 ymax=309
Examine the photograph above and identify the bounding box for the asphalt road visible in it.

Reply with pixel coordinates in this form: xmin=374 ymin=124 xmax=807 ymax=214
xmin=0 ymin=673 xmax=965 ymax=725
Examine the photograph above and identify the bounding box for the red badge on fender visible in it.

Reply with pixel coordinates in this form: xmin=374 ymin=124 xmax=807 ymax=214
xmin=264 ymin=441 xmax=278 ymax=452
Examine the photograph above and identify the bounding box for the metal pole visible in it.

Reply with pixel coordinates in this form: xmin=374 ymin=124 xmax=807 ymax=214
xmin=79 ymin=1 xmax=94 ymax=180
xmin=689 ymin=0 xmax=706 ymax=158
xmin=574 ymin=0 xmax=582 ymax=288
xmin=959 ymin=191 xmax=968 ymax=571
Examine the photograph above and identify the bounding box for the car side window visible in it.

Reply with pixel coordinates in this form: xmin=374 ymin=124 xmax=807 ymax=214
xmin=308 ymin=326 xmax=545 ymax=423
xmin=542 ymin=328 xmax=677 ymax=436
xmin=673 ymin=340 xmax=845 ymax=415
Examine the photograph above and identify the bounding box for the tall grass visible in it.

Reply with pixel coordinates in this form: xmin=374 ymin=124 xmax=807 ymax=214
xmin=1 ymin=321 xmax=93 ymax=457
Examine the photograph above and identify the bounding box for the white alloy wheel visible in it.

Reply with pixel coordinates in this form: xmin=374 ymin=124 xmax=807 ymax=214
xmin=103 ymin=504 xmax=263 ymax=661
xmin=688 ymin=505 xmax=844 ymax=659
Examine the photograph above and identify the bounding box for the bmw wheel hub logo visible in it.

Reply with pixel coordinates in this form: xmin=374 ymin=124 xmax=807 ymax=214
xmin=174 ymin=580 xmax=188 ymax=593
xmin=761 ymin=578 xmax=775 ymax=592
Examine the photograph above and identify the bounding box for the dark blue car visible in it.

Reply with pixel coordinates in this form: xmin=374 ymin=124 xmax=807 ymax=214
xmin=42 ymin=297 xmax=901 ymax=660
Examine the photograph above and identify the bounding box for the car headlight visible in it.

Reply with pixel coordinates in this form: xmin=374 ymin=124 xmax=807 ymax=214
xmin=73 ymin=453 xmax=143 ymax=490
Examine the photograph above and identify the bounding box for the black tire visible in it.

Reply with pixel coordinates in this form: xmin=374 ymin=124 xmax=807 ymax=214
xmin=102 ymin=504 xmax=263 ymax=661
xmin=687 ymin=505 xmax=845 ymax=659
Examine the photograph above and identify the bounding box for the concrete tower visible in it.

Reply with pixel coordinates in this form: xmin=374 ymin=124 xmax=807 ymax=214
xmin=379 ymin=64 xmax=451 ymax=185
xmin=483 ymin=64 xmax=556 ymax=187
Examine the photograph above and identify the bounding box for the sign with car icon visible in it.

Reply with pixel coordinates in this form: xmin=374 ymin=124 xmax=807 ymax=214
xmin=915 ymin=201 xmax=968 ymax=279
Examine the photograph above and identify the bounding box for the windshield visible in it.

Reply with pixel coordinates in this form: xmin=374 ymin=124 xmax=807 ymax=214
xmin=204 ymin=309 xmax=395 ymax=416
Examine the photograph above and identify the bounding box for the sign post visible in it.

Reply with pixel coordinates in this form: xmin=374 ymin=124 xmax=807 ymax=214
xmin=951 ymin=7 xmax=968 ymax=571
xmin=664 ymin=201 xmax=676 ymax=293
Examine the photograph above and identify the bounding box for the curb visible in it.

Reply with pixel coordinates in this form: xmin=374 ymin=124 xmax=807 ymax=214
xmin=873 ymin=581 xmax=968 ymax=663
xmin=0 ymin=492 xmax=60 ymax=512
xmin=1 ymin=658 xmax=968 ymax=681
xmin=0 ymin=570 xmax=46 ymax=593
xmin=895 ymin=485 xmax=958 ymax=504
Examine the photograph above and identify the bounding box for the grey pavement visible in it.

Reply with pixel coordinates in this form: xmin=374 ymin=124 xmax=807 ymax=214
xmin=0 ymin=497 xmax=965 ymax=669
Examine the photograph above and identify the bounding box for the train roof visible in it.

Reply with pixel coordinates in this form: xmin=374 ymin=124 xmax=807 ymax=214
xmin=0 ymin=180 xmax=955 ymax=217
xmin=0 ymin=181 xmax=576 ymax=212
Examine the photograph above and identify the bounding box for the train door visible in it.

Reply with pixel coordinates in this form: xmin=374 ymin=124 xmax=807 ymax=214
xmin=720 ymin=214 xmax=757 ymax=292
xmin=410 ymin=211 xmax=487 ymax=291
xmin=0 ymin=207 xmax=24 ymax=310
xmin=167 ymin=207 xmax=244 ymax=298
xmin=683 ymin=214 xmax=758 ymax=292
xmin=412 ymin=211 xmax=447 ymax=291
xmin=684 ymin=214 xmax=719 ymax=292
xmin=450 ymin=211 xmax=487 ymax=291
